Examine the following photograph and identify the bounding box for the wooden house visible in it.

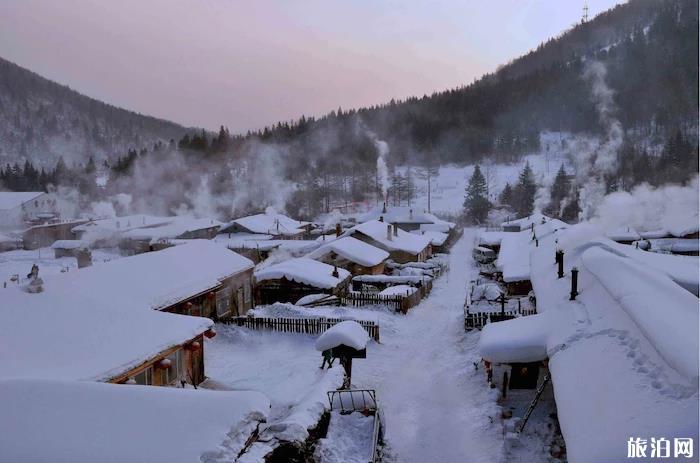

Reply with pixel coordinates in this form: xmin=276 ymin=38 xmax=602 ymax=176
xmin=306 ymin=236 xmax=389 ymax=275
xmin=220 ymin=212 xmax=311 ymax=240
xmin=359 ymin=205 xmax=455 ymax=233
xmin=254 ymin=257 xmax=351 ymax=304
xmin=120 ymin=217 xmax=222 ymax=254
xmin=0 ymin=271 xmax=216 ymax=388
xmin=22 ymin=219 xmax=88 ymax=250
xmin=341 ymin=220 xmax=432 ymax=263
xmin=66 ymin=240 xmax=255 ymax=320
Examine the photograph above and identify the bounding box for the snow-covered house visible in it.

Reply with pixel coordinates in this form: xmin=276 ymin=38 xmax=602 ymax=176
xmin=479 ymin=225 xmax=699 ymax=462
xmin=72 ymin=214 xmax=173 ymax=246
xmin=121 ymin=217 xmax=223 ymax=253
xmin=496 ymin=218 xmax=568 ymax=295
xmin=360 ymin=205 xmax=455 ymax=233
xmin=0 ymin=379 xmax=269 ymax=463
xmin=220 ymin=212 xmax=311 ymax=240
xmin=254 ymin=257 xmax=351 ymax=304
xmin=61 ymin=240 xmax=255 ymax=319
xmin=0 ymin=191 xmax=61 ymax=228
xmin=22 ymin=218 xmax=88 ymax=250
xmin=500 ymin=213 xmax=550 ymax=232
xmin=341 ymin=220 xmax=432 ymax=263
xmin=0 ymin=279 xmax=214 ymax=387
xmin=306 ymin=237 xmax=389 ymax=275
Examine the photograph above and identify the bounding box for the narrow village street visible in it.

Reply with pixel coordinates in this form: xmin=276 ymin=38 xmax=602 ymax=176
xmin=357 ymin=230 xmax=505 ymax=463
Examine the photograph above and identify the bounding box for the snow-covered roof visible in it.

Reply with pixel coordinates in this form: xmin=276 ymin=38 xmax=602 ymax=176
xmin=477 ymin=231 xmax=509 ymax=247
xmin=72 ymin=214 xmax=173 ymax=233
xmin=496 ymin=219 xmax=568 ymax=283
xmin=223 ymin=212 xmax=309 ymax=236
xmin=0 ymin=379 xmax=269 ymax=463
xmin=51 ymin=240 xmax=253 ymax=311
xmin=644 ymin=238 xmax=699 ymax=254
xmin=50 ymin=239 xmax=88 ymax=250
xmin=0 ymin=191 xmax=44 ymax=210
xmin=496 ymin=232 xmax=532 ymax=283
xmin=414 ymin=230 xmax=449 ymax=246
xmin=0 ymin=286 xmax=212 ymax=382
xmin=254 ymin=257 xmax=351 ymax=289
xmin=123 ymin=217 xmax=222 ymax=242
xmin=306 ymin=237 xmax=389 ymax=267
xmin=0 ymin=232 xmax=21 ymax=244
xmin=604 ymin=228 xmax=641 ymax=242
xmin=315 ymin=320 xmax=370 ymax=351
xmin=480 ymin=224 xmax=699 ymax=462
xmin=360 ymin=205 xmax=455 ymax=229
xmin=500 ymin=212 xmax=550 ymax=230
xmin=342 ymin=220 xmax=431 ymax=255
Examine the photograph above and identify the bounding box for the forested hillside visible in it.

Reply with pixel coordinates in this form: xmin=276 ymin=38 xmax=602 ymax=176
xmin=0 ymin=57 xmax=188 ymax=166
xmin=0 ymin=0 xmax=697 ymax=220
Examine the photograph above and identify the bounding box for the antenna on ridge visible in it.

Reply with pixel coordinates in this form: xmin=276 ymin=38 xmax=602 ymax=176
xmin=582 ymin=2 xmax=589 ymax=23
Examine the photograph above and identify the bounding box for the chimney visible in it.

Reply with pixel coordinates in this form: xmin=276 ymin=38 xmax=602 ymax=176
xmin=569 ymin=267 xmax=579 ymax=300
xmin=387 ymin=225 xmax=392 ymax=241
xmin=393 ymin=224 xmax=398 ymax=237
xmin=379 ymin=216 xmax=384 ymax=222
xmin=382 ymin=202 xmax=387 ymax=214
xmin=409 ymin=208 xmax=413 ymax=220
xmin=332 ymin=265 xmax=339 ymax=278
xmin=556 ymin=250 xmax=564 ymax=279
xmin=335 ymin=223 xmax=342 ymax=237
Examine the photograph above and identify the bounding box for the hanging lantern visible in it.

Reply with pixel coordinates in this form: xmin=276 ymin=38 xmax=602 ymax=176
xmin=186 ymin=341 xmax=201 ymax=351
xmin=204 ymin=328 xmax=217 ymax=339
xmin=155 ymin=358 xmax=172 ymax=370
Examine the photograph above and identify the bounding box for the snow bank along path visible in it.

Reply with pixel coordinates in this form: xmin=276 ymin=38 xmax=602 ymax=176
xmin=359 ymin=231 xmax=504 ymax=463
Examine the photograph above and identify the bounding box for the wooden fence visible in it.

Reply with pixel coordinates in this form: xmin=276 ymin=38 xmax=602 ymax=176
xmin=464 ymin=307 xmax=537 ymax=331
xmin=340 ymin=290 xmax=422 ymax=314
xmin=226 ymin=316 xmax=380 ymax=342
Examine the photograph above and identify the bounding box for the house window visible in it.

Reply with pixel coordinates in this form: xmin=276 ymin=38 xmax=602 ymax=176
xmin=244 ymin=281 xmax=251 ymax=303
xmin=164 ymin=351 xmax=181 ymax=384
xmin=134 ymin=367 xmax=153 ymax=385
xmin=216 ymin=287 xmax=232 ymax=317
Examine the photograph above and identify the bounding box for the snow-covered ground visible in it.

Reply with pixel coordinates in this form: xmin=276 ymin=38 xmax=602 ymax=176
xmin=0 ymin=247 xmax=123 ymax=287
xmin=398 ymin=139 xmax=572 ymax=217
xmin=206 ymin=231 xmax=561 ymax=462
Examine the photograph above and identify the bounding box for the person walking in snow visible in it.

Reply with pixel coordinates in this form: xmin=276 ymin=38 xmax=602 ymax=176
xmin=320 ymin=349 xmax=334 ymax=369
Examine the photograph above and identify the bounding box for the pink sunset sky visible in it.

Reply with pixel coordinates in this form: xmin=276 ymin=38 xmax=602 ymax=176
xmin=0 ymin=0 xmax=624 ymax=132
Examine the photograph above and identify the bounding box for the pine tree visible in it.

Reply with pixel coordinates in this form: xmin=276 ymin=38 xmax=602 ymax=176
xmin=513 ymin=162 xmax=537 ymax=217
xmin=464 ymin=164 xmax=491 ymax=224
xmin=547 ymin=164 xmax=570 ymax=216
xmin=499 ymin=182 xmax=513 ymax=208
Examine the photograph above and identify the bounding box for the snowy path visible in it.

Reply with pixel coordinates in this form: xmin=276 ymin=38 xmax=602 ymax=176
xmin=357 ymin=230 xmax=505 ymax=463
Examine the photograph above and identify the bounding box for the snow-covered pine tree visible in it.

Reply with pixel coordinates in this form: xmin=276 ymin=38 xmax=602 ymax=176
xmin=464 ymin=164 xmax=491 ymax=224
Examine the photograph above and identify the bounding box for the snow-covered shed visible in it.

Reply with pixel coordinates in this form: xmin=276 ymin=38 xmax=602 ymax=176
xmin=0 ymin=379 xmax=269 ymax=463
xmin=57 ymin=240 xmax=255 ymax=319
xmin=220 ymin=211 xmax=311 ymax=239
xmin=306 ymin=236 xmax=389 ymax=275
xmin=254 ymin=257 xmax=351 ymax=304
xmin=480 ymin=225 xmax=699 ymax=462
xmin=413 ymin=230 xmax=450 ymax=252
xmin=341 ymin=219 xmax=432 ymax=263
